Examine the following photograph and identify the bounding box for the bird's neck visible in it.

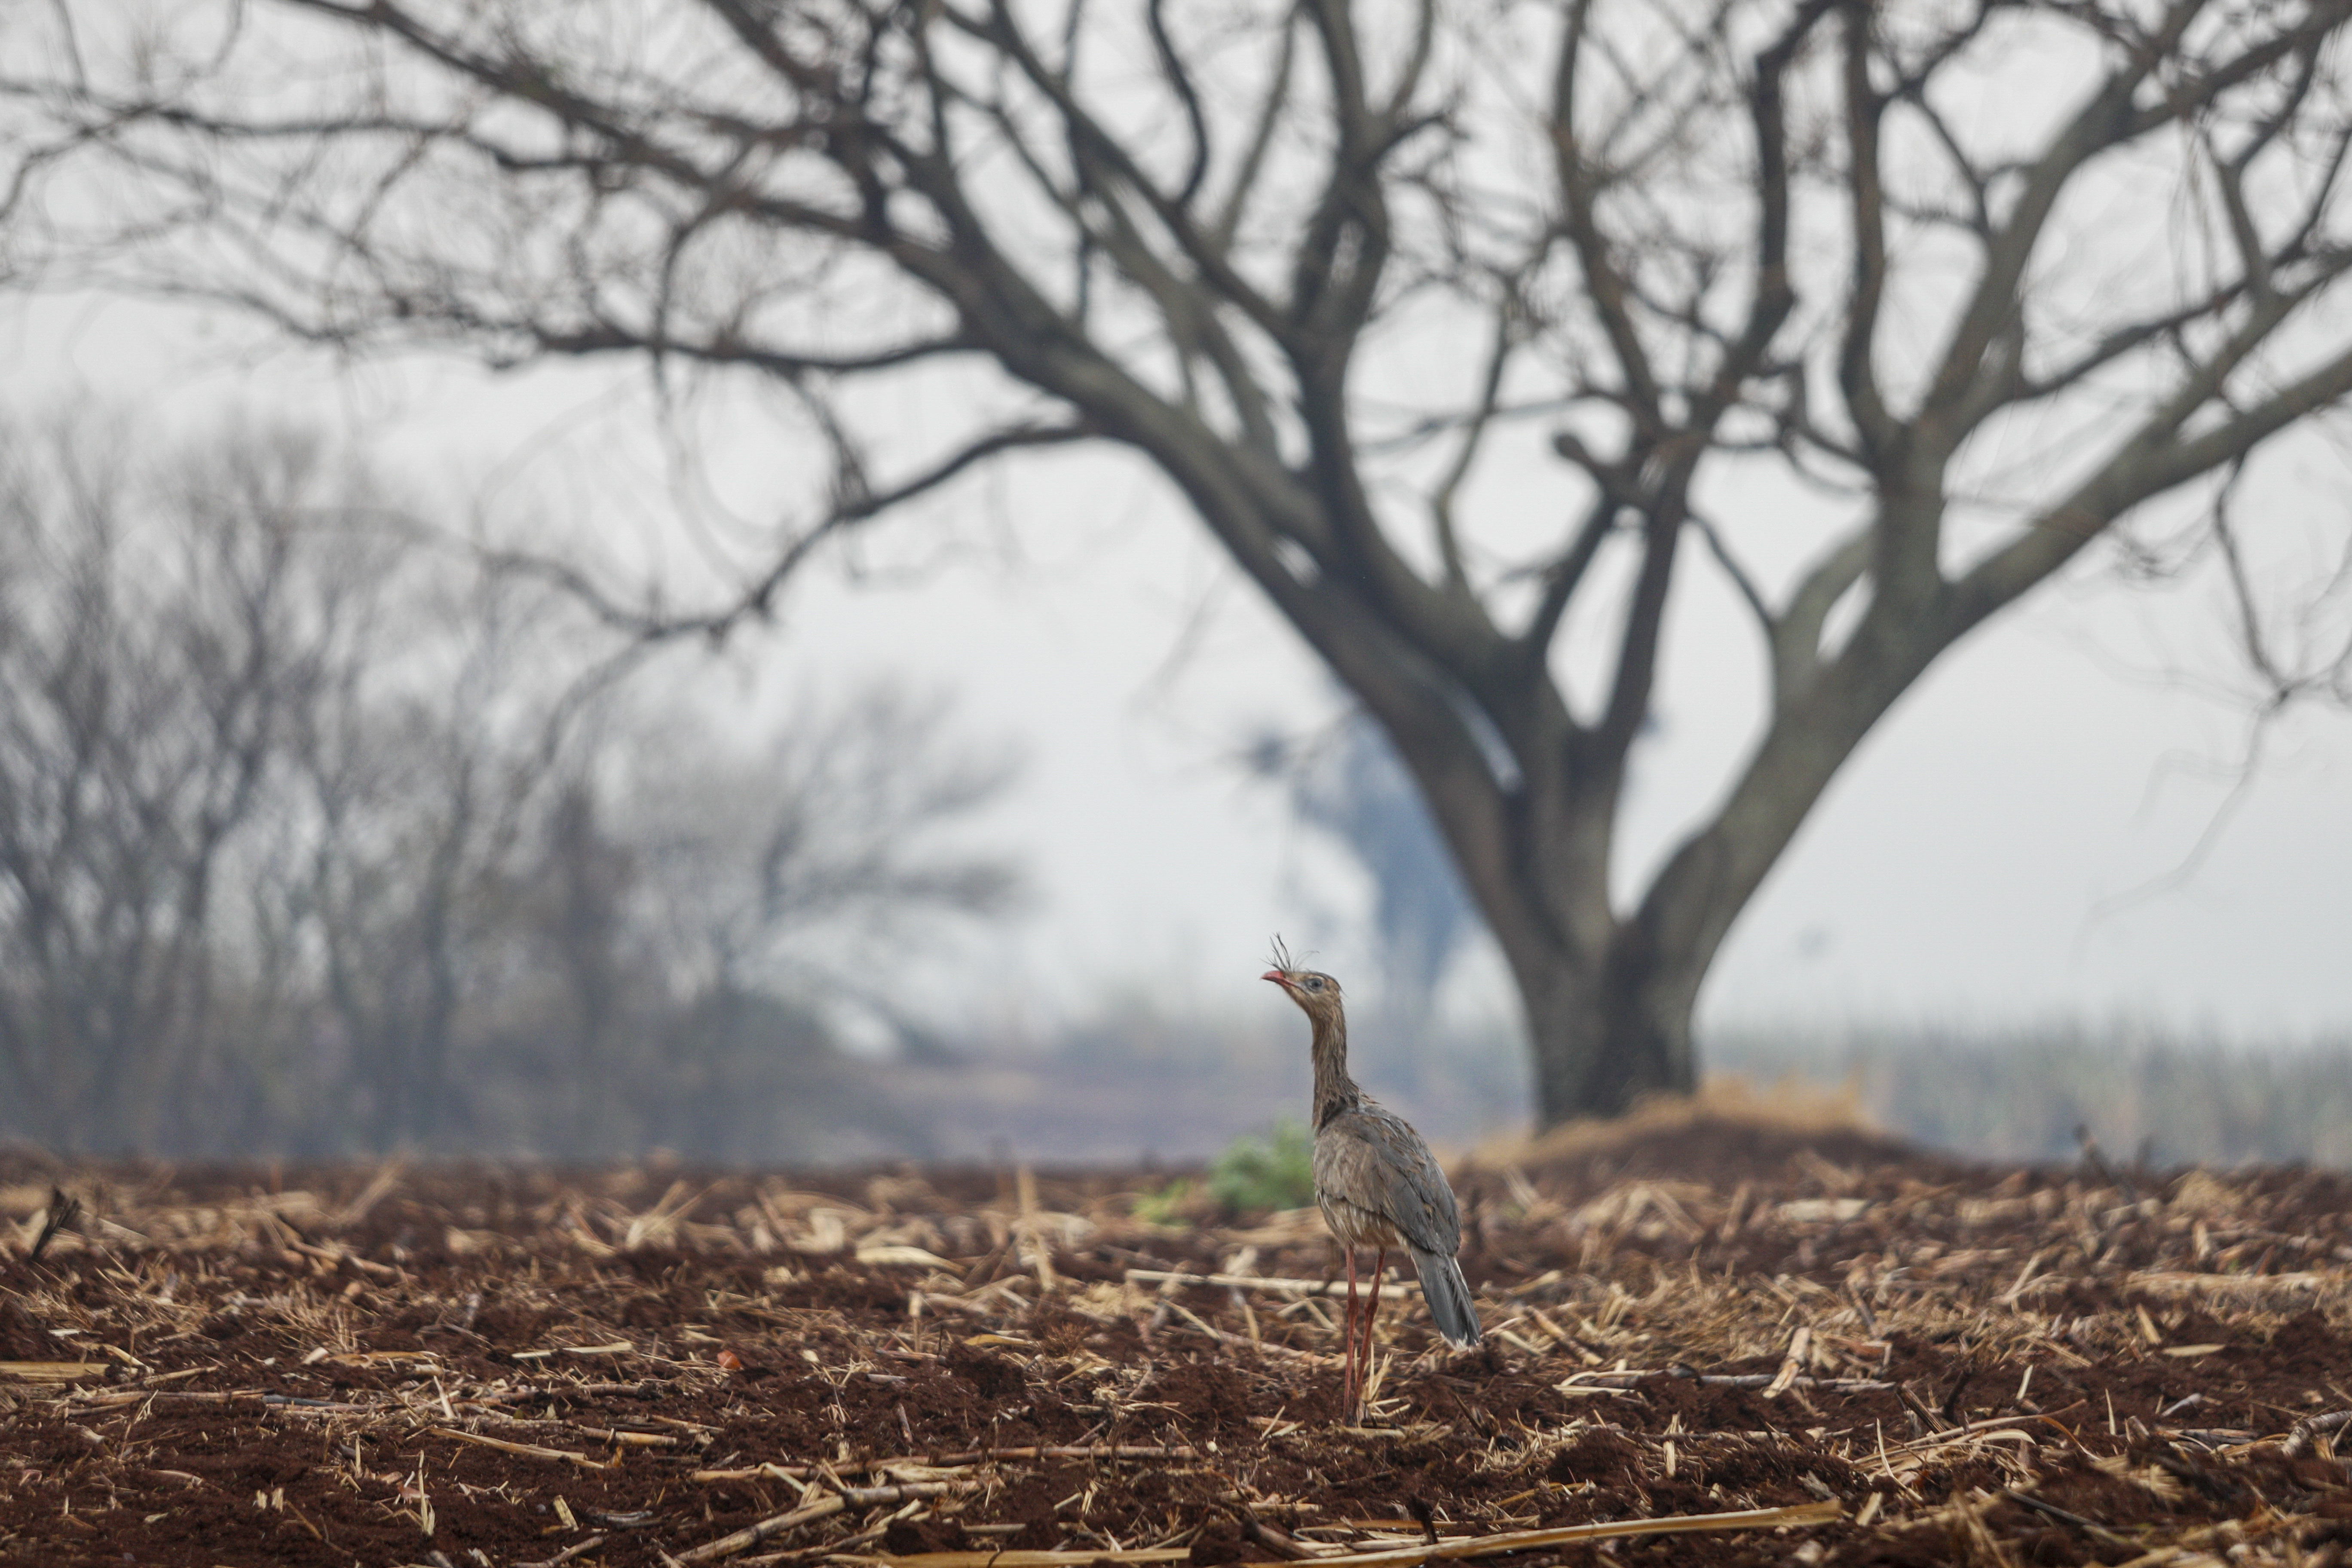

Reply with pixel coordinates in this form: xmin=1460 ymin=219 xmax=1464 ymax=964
xmin=1309 ymin=1009 xmax=1362 ymax=1129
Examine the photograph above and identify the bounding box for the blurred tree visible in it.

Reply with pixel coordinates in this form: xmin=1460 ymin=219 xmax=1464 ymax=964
xmin=0 ymin=410 xmax=1021 ymax=1158
xmin=604 ymin=677 xmax=1024 ymax=1151
xmin=1249 ymin=710 xmax=1476 ymax=1083
xmin=0 ymin=416 xmax=347 ymax=1150
xmin=288 ymin=546 xmax=579 ymax=1150
xmin=10 ymin=0 xmax=2352 ymax=1119
xmin=619 ymin=680 xmax=1023 ymax=1026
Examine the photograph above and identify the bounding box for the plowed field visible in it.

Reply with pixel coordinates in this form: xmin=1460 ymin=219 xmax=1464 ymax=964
xmin=4 ymin=1120 xmax=2351 ymax=1568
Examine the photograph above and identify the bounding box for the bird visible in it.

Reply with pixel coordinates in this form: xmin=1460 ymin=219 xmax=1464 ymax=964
xmin=1262 ymin=940 xmax=1480 ymax=1419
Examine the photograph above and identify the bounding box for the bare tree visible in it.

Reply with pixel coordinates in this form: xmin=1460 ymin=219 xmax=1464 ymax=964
xmin=584 ymin=678 xmax=1020 ymax=1157
xmin=286 ymin=554 xmax=597 ymax=1150
xmin=0 ymin=416 xmax=346 ymax=1150
xmin=257 ymin=544 xmax=1021 ymax=1156
xmin=0 ymin=406 xmax=1026 ymax=1158
xmin=621 ymin=679 xmax=1023 ymax=1023
xmin=12 ymin=0 xmax=2352 ymax=1119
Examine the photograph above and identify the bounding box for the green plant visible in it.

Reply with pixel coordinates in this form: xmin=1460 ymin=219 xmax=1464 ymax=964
xmin=1207 ymin=1122 xmax=1317 ymax=1213
xmin=1129 ymin=1178 xmax=1198 ymax=1228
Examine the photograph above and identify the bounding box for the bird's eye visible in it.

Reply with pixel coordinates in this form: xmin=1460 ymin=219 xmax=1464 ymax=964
xmin=1305 ymin=977 xmax=1323 ymax=991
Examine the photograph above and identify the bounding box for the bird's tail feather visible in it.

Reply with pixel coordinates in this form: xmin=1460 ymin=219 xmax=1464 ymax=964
xmin=1410 ymin=1248 xmax=1482 ymax=1346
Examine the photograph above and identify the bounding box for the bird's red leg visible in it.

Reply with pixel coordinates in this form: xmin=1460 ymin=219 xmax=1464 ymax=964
xmin=1342 ymin=1247 xmax=1360 ymax=1416
xmin=1360 ymin=1247 xmax=1385 ymax=1410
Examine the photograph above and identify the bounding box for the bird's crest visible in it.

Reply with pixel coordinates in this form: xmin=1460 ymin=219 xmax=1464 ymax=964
xmin=1266 ymin=934 xmax=1295 ymax=974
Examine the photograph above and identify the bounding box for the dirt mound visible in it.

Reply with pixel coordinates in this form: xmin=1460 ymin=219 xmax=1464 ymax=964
xmin=3 ymin=1138 xmax=2350 ymax=1567
xmin=1479 ymin=1075 xmax=1920 ymax=1181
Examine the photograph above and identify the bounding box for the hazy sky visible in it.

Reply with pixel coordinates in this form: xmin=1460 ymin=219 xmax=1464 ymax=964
xmin=11 ymin=284 xmax=2352 ymax=1048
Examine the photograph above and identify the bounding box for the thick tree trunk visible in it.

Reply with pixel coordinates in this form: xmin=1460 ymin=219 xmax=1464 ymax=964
xmin=1497 ymin=915 xmax=1703 ymax=1124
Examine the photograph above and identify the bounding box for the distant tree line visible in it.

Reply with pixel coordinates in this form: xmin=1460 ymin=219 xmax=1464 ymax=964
xmin=1709 ymin=1023 xmax=2352 ymax=1171
xmin=0 ymin=413 xmax=1019 ymax=1160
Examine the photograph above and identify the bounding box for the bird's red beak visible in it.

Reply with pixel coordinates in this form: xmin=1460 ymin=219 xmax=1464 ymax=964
xmin=1262 ymin=969 xmax=1291 ymax=988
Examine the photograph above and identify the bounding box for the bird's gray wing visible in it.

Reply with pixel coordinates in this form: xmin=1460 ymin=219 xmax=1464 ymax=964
xmin=1319 ymin=1101 xmax=1462 ymax=1255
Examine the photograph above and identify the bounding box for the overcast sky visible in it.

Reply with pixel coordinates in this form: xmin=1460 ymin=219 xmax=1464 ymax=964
xmin=10 ymin=283 xmax=2352 ymax=1049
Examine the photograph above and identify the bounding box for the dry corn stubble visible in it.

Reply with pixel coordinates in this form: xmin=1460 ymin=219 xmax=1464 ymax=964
xmin=2 ymin=1122 xmax=2351 ymax=1567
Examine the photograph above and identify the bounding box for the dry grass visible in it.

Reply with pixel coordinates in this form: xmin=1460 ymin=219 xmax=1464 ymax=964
xmin=1475 ymin=1075 xmax=1880 ymax=1167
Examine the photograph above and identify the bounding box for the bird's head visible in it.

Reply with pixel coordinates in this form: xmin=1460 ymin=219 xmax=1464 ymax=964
xmin=1261 ymin=937 xmax=1343 ymax=1024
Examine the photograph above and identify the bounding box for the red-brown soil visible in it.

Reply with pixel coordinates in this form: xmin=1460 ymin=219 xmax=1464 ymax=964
xmin=4 ymin=1122 xmax=2351 ymax=1568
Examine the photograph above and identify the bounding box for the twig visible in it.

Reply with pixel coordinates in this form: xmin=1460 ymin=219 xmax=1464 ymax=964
xmin=1880 ymin=1409 xmax=2079 ymax=1455
xmin=918 ymin=1444 xmax=1198 ymax=1467
xmin=739 ymin=1519 xmax=894 ymax=1565
xmin=870 ymin=1501 xmax=1844 ymax=1568
xmin=1762 ymin=1326 xmax=1812 ymax=1399
xmin=285 ymin=1238 xmax=403 ymax=1278
xmin=1894 ymin=1381 xmax=1949 ymax=1436
xmin=28 ymin=1188 xmax=81 ymax=1262
xmin=2005 ymin=1491 xmax=2137 ymax=1550
xmin=692 ymin=1462 xmax=827 ymax=1483
xmin=1999 ymin=1249 xmax=2052 ymax=1305
xmin=2281 ymin=1409 xmax=2352 ymax=1459
xmin=462 ymin=1411 xmax=681 ymax=1447
xmin=1686 ymin=1373 xmax=1896 ymax=1393
xmin=1125 ymin=1269 xmax=1421 ymax=1301
xmin=1161 ymin=1298 xmax=1335 ymax=1363
xmin=1239 ymin=1511 xmax=1329 ymax=1561
xmin=836 ymin=1482 xmax=965 ymax=1508
xmin=565 ymin=1425 xmax=678 ymax=1448
xmin=693 ymin=1450 xmax=1196 ymax=1482
xmin=469 ymin=1380 xmax=674 ymax=1404
xmin=674 ymin=1484 xmax=965 ymax=1565
xmin=857 ymin=1552 xmax=1189 ymax=1566
xmin=1583 ymin=1367 xmax=1893 ymax=1394
xmin=427 ymin=1425 xmax=614 ymax=1470
xmin=513 ymin=1536 xmax=608 ymax=1568
xmin=74 ymin=1389 xmax=372 ymax=1411
xmin=0 ymin=1362 xmax=109 ymax=1383
xmin=673 ymin=1494 xmax=848 ymax=1565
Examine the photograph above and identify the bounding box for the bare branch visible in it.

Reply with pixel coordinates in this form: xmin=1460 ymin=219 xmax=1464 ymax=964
xmin=1687 ymin=508 xmax=1775 ymax=652
xmin=1429 ymin=291 xmax=1521 ymax=590
xmin=1837 ymin=3 xmax=1896 ymax=459
xmin=1144 ymin=0 xmax=1210 ymax=210
xmin=481 ymin=418 xmax=1094 ymax=646
xmin=1549 ymin=0 xmax=1665 ymax=429
xmin=1211 ymin=6 xmax=1299 ymax=253
xmin=1595 ymin=476 xmax=1690 ymax=756
xmin=1773 ymin=527 xmax=1872 ymax=703
xmin=1960 ymin=321 xmax=2352 ymax=618
xmin=948 ymin=0 xmax=1292 ymax=341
